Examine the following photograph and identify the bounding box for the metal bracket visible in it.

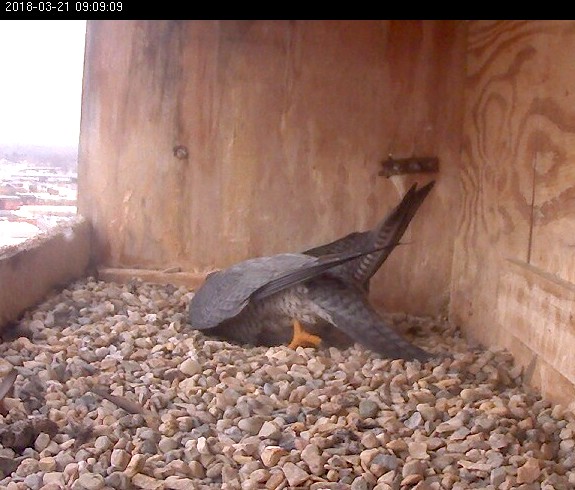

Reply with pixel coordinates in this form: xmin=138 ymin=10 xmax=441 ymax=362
xmin=379 ymin=156 xmax=439 ymax=178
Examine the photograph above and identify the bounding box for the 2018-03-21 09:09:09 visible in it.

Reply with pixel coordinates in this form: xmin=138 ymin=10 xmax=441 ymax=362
xmin=4 ymin=1 xmax=123 ymax=11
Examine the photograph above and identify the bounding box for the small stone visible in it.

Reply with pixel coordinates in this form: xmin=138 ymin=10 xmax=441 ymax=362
xmin=517 ymin=458 xmax=540 ymax=484
xmin=401 ymin=474 xmax=424 ymax=486
xmin=110 ymin=449 xmax=131 ymax=470
xmin=359 ymin=400 xmax=379 ymax=419
xmin=35 ymin=433 xmax=51 ymax=452
xmin=460 ymin=388 xmax=484 ymax=403
xmin=179 ymin=358 xmax=202 ymax=376
xmin=265 ymin=471 xmax=285 ymax=489
xmin=490 ymin=467 xmax=507 ymax=487
xmin=16 ymin=458 xmax=39 ymax=476
xmin=310 ymin=484 xmax=349 ymax=490
xmin=138 ymin=428 xmax=160 ymax=441
xmin=379 ymin=470 xmax=397 ymax=485
xmin=93 ymin=435 xmax=112 ymax=452
xmin=387 ymin=439 xmax=408 ymax=453
xmin=71 ymin=473 xmax=105 ymax=490
xmin=350 ymin=477 xmax=370 ymax=490
xmin=301 ymin=444 xmax=324 ymax=475
xmin=259 ymin=421 xmax=281 ymax=439
xmin=249 ymin=468 xmax=270 ymax=483
xmin=416 ymin=404 xmax=438 ymax=421
xmin=124 ymin=453 xmax=146 ymax=477
xmin=361 ymin=432 xmax=379 ymax=449
xmin=402 ymin=460 xmax=426 ymax=478
xmin=23 ymin=473 xmax=43 ymax=489
xmin=43 ymin=472 xmax=65 ymax=486
xmin=196 ymin=436 xmax=210 ymax=454
xmin=282 ymin=462 xmax=309 ymax=487
xmin=405 ymin=411 xmax=423 ymax=429
xmin=105 ymin=471 xmax=132 ymax=489
xmin=261 ymin=446 xmax=288 ymax=467
xmin=132 ymin=473 xmax=164 ymax=489
xmin=38 ymin=456 xmax=57 ymax=471
xmin=63 ymin=462 xmax=79 ymax=481
xmin=188 ymin=460 xmax=205 ymax=478
xmin=139 ymin=439 xmax=158 ymax=454
xmin=164 ymin=476 xmax=197 ymax=490
xmin=370 ymin=453 xmax=399 ymax=477
xmin=408 ymin=441 xmax=429 ymax=459
xmin=435 ymin=417 xmax=464 ymax=433
xmin=238 ymin=416 xmax=265 ymax=435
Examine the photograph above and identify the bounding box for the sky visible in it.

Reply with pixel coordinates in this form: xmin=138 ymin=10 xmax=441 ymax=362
xmin=0 ymin=20 xmax=86 ymax=147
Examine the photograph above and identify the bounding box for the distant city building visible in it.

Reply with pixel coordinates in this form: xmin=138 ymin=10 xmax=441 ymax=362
xmin=0 ymin=153 xmax=77 ymax=248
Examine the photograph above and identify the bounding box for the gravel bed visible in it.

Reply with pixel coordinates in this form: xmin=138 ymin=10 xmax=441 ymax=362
xmin=0 ymin=278 xmax=573 ymax=490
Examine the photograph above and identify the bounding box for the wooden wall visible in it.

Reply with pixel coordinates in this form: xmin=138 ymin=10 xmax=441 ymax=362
xmin=78 ymin=20 xmax=466 ymax=315
xmin=450 ymin=21 xmax=575 ymax=405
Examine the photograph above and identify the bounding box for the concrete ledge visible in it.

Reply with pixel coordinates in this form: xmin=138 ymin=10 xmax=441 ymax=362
xmin=0 ymin=216 xmax=91 ymax=330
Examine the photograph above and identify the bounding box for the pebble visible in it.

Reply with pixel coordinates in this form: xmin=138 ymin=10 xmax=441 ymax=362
xmin=110 ymin=449 xmax=130 ymax=470
xmin=34 ymin=433 xmax=51 ymax=452
xmin=0 ymin=278 xmax=572 ymax=489
xmin=131 ymin=473 xmax=163 ymax=489
xmin=358 ymin=400 xmax=379 ymax=419
xmin=301 ymin=443 xmax=324 ymax=474
xmin=164 ymin=476 xmax=198 ymax=490
xmin=261 ymin=446 xmax=288 ymax=467
xmin=37 ymin=457 xmax=56 ymax=472
xmin=238 ymin=416 xmax=265 ymax=435
xmin=265 ymin=471 xmax=285 ymax=489
xmin=408 ymin=441 xmax=429 ymax=459
xmin=517 ymin=457 xmax=541 ymax=484
xmin=258 ymin=420 xmax=281 ymax=439
xmin=71 ymin=473 xmax=105 ymax=490
xmin=282 ymin=462 xmax=309 ymax=486
xmin=179 ymin=358 xmax=201 ymax=376
xmin=15 ymin=458 xmax=39 ymax=477
xmin=124 ymin=453 xmax=146 ymax=477
xmin=42 ymin=472 xmax=65 ymax=486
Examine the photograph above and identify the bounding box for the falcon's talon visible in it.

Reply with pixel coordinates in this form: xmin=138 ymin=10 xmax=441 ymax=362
xmin=288 ymin=319 xmax=321 ymax=349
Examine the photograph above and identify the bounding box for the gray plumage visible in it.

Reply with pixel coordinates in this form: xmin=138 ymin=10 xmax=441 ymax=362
xmin=188 ymin=182 xmax=435 ymax=361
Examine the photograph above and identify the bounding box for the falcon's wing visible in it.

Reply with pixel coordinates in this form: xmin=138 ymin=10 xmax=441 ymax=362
xmin=189 ymin=246 xmax=389 ymax=330
xmin=306 ymin=276 xmax=430 ymax=361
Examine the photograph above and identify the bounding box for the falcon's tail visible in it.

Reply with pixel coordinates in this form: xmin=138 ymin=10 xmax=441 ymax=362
xmin=304 ymin=181 xmax=435 ymax=289
xmin=354 ymin=181 xmax=434 ymax=288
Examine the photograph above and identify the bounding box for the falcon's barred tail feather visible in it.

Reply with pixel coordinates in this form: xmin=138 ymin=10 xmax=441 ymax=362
xmin=303 ymin=181 xmax=435 ymax=290
xmin=354 ymin=181 xmax=435 ymax=287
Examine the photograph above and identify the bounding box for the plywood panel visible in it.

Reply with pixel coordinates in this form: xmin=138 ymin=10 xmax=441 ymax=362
xmin=451 ymin=20 xmax=575 ymax=403
xmin=451 ymin=21 xmax=541 ymax=346
xmin=528 ymin=23 xmax=575 ymax=284
xmin=496 ymin=259 xmax=575 ymax=403
xmin=79 ymin=20 xmax=466 ymax=315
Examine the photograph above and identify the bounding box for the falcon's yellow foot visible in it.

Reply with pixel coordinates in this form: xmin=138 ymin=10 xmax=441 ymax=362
xmin=288 ymin=319 xmax=322 ymax=349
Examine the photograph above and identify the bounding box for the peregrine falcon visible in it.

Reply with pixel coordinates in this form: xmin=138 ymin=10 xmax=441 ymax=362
xmin=188 ymin=182 xmax=434 ymax=361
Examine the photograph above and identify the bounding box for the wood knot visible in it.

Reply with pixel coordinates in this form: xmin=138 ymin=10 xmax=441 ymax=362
xmin=173 ymin=145 xmax=189 ymax=160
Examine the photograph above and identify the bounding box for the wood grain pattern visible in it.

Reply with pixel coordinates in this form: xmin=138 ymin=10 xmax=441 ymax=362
xmin=450 ymin=20 xmax=575 ymax=402
xmin=79 ymin=20 xmax=466 ymax=315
